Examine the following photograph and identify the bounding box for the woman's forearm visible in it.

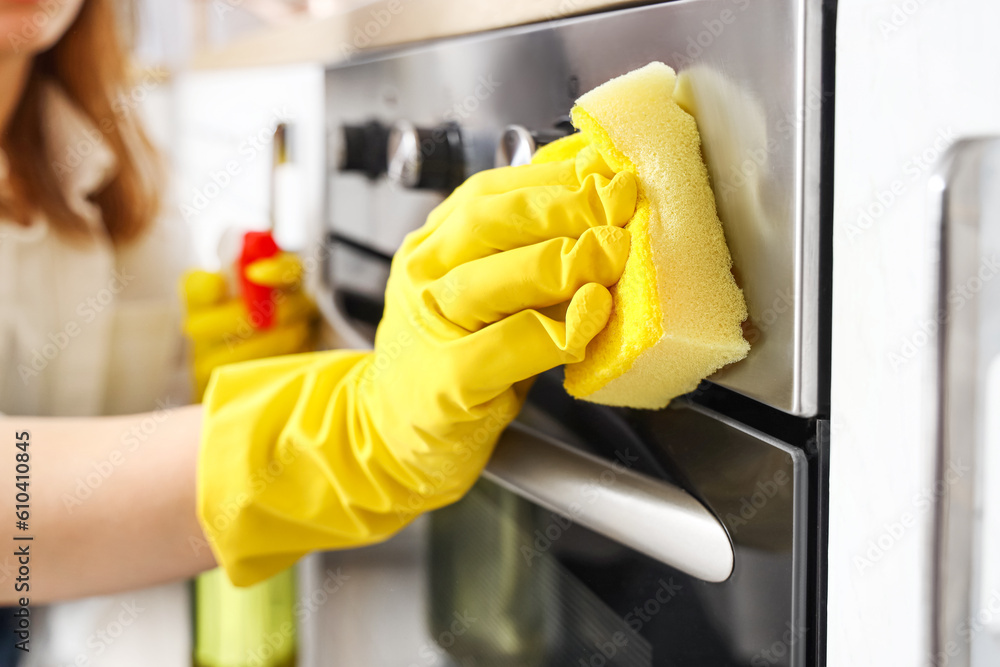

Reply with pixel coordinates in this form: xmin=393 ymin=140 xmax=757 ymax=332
xmin=0 ymin=404 xmax=215 ymax=604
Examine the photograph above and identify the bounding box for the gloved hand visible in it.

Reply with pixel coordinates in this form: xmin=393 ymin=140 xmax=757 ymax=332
xmin=198 ymin=134 xmax=637 ymax=586
xmin=182 ymin=252 xmax=318 ymax=400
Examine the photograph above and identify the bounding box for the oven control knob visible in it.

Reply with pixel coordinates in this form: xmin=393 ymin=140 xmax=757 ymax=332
xmin=338 ymin=121 xmax=389 ymax=179
xmin=386 ymin=121 xmax=465 ymax=190
xmin=494 ymin=124 xmax=573 ymax=167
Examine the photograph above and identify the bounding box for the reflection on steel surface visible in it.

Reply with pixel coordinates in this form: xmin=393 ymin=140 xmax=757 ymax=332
xmin=322 ymin=0 xmax=825 ymax=415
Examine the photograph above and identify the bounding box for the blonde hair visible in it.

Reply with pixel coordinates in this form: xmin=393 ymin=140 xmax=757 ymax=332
xmin=1 ymin=0 xmax=160 ymax=245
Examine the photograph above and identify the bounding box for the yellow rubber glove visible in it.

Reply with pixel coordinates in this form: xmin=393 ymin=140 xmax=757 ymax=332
xmin=197 ymin=136 xmax=637 ymax=586
xmin=182 ymin=252 xmax=319 ymax=400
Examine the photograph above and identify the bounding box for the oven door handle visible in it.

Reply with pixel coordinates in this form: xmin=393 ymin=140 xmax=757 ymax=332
xmin=483 ymin=421 xmax=735 ymax=583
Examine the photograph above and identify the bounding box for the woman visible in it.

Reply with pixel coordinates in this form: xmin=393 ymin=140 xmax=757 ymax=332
xmin=0 ymin=0 xmax=636 ymax=664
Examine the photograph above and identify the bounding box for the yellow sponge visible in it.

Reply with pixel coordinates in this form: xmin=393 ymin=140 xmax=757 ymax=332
xmin=562 ymin=62 xmax=750 ymax=409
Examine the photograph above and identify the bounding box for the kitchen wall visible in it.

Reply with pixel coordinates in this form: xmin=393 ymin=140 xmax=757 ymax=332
xmin=830 ymin=1 xmax=1000 ymax=664
xmin=169 ymin=64 xmax=325 ymax=267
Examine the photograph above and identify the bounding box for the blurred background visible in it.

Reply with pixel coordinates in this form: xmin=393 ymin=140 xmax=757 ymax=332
xmin=122 ymin=0 xmax=354 ymax=267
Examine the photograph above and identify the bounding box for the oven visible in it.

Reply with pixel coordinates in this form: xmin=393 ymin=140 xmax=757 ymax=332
xmin=306 ymin=1 xmax=834 ymax=665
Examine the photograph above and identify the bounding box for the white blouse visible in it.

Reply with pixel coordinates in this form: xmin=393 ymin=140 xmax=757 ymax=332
xmin=1 ymin=84 xmax=193 ymax=666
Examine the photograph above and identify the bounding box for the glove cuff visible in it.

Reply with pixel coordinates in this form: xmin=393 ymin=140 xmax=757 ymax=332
xmin=197 ymin=350 xmax=370 ymax=586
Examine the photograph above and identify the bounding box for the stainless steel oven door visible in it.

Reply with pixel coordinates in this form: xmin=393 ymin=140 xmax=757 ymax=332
xmin=305 ymin=391 xmax=809 ymax=666
xmin=429 ymin=393 xmax=808 ymax=667
xmin=320 ymin=0 xmax=825 ymax=416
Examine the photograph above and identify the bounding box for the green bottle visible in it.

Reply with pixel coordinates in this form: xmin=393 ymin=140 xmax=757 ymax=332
xmin=194 ymin=567 xmax=297 ymax=667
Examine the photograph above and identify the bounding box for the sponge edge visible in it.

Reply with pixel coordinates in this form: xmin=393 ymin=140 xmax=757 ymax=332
xmin=563 ymin=62 xmax=750 ymax=410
